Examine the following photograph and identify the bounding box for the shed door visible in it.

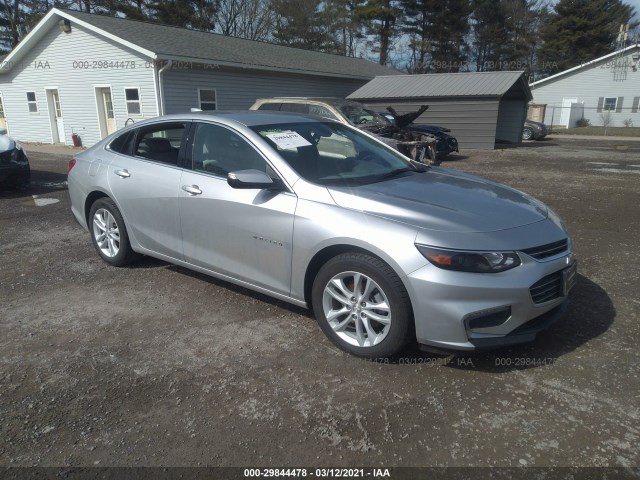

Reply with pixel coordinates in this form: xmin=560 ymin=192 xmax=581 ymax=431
xmin=560 ymin=98 xmax=577 ymax=128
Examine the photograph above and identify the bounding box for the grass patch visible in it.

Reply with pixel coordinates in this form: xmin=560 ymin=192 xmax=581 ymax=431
xmin=551 ymin=127 xmax=640 ymax=137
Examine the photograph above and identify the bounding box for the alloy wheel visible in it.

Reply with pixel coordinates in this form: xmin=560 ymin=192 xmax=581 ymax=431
xmin=92 ymin=208 xmax=120 ymax=258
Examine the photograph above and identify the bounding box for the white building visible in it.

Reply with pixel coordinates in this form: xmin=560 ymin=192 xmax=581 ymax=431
xmin=530 ymin=45 xmax=640 ymax=128
xmin=0 ymin=8 xmax=395 ymax=147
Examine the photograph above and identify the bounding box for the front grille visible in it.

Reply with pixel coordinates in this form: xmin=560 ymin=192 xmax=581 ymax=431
xmin=530 ymin=271 xmax=563 ymax=304
xmin=521 ymin=239 xmax=568 ymax=260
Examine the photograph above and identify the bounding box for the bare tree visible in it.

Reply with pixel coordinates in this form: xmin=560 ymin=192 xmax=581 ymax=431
xmin=216 ymin=0 xmax=276 ymax=41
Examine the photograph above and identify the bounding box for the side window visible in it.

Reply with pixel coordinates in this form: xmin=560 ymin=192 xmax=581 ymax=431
xmin=279 ymin=103 xmax=309 ymax=114
xmin=108 ymin=130 xmax=135 ymax=155
xmin=134 ymin=123 xmax=186 ymax=165
xmin=308 ymin=104 xmax=339 ymax=121
xmin=257 ymin=103 xmax=281 ymax=111
xmin=192 ymin=122 xmax=266 ymax=177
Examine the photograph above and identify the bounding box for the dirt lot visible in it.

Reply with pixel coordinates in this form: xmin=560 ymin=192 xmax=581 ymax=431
xmin=1 ymin=137 xmax=639 ymax=472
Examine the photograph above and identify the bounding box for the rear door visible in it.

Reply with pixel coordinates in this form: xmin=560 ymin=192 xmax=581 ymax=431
xmin=108 ymin=121 xmax=189 ymax=260
xmin=178 ymin=121 xmax=297 ymax=295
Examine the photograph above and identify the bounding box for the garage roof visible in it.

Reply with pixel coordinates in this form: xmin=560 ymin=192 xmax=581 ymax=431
xmin=1 ymin=8 xmax=398 ymax=80
xmin=348 ymin=71 xmax=532 ymax=100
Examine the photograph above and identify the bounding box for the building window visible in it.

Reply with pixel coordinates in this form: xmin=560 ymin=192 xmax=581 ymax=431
xmin=603 ymin=97 xmax=617 ymax=111
xmin=125 ymin=88 xmax=142 ymax=115
xmin=198 ymin=89 xmax=217 ymax=111
xmin=27 ymin=92 xmax=38 ymax=113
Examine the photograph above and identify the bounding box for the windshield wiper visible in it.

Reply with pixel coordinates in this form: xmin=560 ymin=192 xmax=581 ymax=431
xmin=371 ymin=167 xmax=415 ymax=182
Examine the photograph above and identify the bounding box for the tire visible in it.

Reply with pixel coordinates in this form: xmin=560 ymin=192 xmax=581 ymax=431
xmin=88 ymin=197 xmax=139 ymax=267
xmin=522 ymin=127 xmax=534 ymax=140
xmin=311 ymin=252 xmax=412 ymax=358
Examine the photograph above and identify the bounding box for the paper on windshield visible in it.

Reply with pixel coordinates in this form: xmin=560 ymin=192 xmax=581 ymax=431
xmin=265 ymin=131 xmax=312 ymax=150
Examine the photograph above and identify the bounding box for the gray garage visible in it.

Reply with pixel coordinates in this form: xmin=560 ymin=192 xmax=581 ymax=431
xmin=348 ymin=71 xmax=532 ymax=150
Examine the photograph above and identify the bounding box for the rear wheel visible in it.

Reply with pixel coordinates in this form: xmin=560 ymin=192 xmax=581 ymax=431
xmin=89 ymin=198 xmax=139 ymax=267
xmin=312 ymin=253 xmax=412 ymax=358
xmin=522 ymin=127 xmax=534 ymax=140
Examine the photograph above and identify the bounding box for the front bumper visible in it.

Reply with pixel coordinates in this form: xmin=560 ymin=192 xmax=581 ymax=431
xmin=406 ymin=250 xmax=575 ymax=351
xmin=0 ymin=161 xmax=30 ymax=186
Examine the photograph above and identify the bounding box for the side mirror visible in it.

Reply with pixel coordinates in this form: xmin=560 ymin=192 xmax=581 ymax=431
xmin=227 ymin=169 xmax=282 ymax=190
xmin=0 ymin=128 xmax=7 ymax=135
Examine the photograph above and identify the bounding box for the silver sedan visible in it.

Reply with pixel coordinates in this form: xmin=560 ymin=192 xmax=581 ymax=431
xmin=68 ymin=112 xmax=576 ymax=357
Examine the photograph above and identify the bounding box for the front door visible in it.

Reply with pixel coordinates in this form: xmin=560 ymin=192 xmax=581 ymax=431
xmin=107 ymin=122 xmax=188 ymax=259
xmin=0 ymin=95 xmax=7 ymax=131
xmin=51 ymin=90 xmax=65 ymax=143
xmin=102 ymin=90 xmax=116 ymax=135
xmin=179 ymin=122 xmax=297 ymax=295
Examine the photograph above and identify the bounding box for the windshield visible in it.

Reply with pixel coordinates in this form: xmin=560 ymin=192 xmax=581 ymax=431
xmin=251 ymin=121 xmax=419 ymax=186
xmin=337 ymin=104 xmax=391 ymax=127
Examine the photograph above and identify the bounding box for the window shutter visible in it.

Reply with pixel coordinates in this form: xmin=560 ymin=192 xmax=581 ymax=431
xmin=632 ymin=97 xmax=639 ymax=114
xmin=616 ymin=97 xmax=624 ymax=113
xmin=597 ymin=97 xmax=604 ymax=112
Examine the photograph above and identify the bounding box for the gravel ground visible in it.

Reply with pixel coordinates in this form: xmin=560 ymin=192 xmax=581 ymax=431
xmin=0 ymin=137 xmax=639 ymax=473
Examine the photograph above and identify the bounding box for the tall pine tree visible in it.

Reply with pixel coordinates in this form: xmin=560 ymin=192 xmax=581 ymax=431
xmin=539 ymin=0 xmax=636 ymax=74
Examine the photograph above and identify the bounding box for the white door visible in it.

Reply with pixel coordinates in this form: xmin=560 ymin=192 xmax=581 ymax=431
xmin=0 ymin=95 xmax=7 ymax=131
xmin=52 ymin=90 xmax=65 ymax=142
xmin=560 ymin=97 xmax=577 ymax=128
xmin=102 ymin=90 xmax=115 ymax=134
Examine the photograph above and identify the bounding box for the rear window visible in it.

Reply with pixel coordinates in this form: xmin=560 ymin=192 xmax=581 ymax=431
xmin=107 ymin=130 xmax=135 ymax=155
xmin=279 ymin=103 xmax=309 ymax=114
xmin=257 ymin=103 xmax=281 ymax=111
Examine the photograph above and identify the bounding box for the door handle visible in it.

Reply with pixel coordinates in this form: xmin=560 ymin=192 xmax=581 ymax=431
xmin=114 ymin=169 xmax=130 ymax=178
xmin=182 ymin=184 xmax=202 ymax=195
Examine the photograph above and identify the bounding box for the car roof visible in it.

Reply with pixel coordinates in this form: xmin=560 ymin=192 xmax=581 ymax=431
xmin=255 ymin=97 xmax=367 ymax=108
xmin=122 ymin=111 xmax=330 ymax=129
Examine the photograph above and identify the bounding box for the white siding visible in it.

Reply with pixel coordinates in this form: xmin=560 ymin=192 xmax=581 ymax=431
xmin=0 ymin=22 xmax=157 ymax=146
xmin=531 ymin=50 xmax=640 ymax=128
xmin=162 ymin=68 xmax=366 ymax=114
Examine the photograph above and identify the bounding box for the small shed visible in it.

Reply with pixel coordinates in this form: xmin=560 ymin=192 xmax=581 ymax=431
xmin=348 ymin=71 xmax=533 ymax=150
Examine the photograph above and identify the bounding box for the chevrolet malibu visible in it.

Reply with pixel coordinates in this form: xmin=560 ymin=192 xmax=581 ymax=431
xmin=68 ymin=112 xmax=577 ymax=358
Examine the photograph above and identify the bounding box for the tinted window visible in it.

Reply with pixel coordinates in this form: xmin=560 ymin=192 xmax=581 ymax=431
xmin=192 ymin=123 xmax=266 ymax=177
xmin=134 ymin=123 xmax=186 ymax=165
xmin=279 ymin=103 xmax=309 ymax=114
xmin=309 ymin=104 xmax=339 ymax=121
xmin=108 ymin=130 xmax=135 ymax=155
xmin=257 ymin=103 xmax=281 ymax=111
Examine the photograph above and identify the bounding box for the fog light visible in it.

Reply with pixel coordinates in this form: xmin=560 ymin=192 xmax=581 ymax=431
xmin=464 ymin=306 xmax=512 ymax=330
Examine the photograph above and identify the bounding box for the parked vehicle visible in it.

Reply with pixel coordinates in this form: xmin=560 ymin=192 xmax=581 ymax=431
xmin=523 ymin=120 xmax=548 ymax=140
xmin=379 ymin=111 xmax=459 ymax=157
xmin=68 ymin=112 xmax=576 ymax=358
xmin=250 ymin=98 xmax=441 ymax=165
xmin=0 ymin=128 xmax=30 ymax=190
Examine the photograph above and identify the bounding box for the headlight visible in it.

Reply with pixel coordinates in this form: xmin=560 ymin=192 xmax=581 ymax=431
xmin=416 ymin=245 xmax=521 ymax=273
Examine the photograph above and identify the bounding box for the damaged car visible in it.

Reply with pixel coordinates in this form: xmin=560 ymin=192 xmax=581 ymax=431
xmin=0 ymin=128 xmax=30 ymax=190
xmin=250 ymin=98 xmax=442 ymax=165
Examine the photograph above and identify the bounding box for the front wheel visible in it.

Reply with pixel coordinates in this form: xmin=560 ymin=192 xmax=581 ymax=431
xmin=311 ymin=253 xmax=412 ymax=358
xmin=522 ymin=127 xmax=534 ymax=140
xmin=89 ymin=198 xmax=139 ymax=267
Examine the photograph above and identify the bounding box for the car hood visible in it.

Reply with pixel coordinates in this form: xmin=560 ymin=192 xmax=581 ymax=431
xmin=326 ymin=168 xmax=548 ymax=233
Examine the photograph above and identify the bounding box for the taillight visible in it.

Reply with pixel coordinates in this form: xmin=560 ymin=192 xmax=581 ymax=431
xmin=67 ymin=158 xmax=76 ymax=174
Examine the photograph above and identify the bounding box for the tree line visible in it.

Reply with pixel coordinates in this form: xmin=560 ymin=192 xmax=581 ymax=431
xmin=1 ymin=0 xmax=638 ymax=79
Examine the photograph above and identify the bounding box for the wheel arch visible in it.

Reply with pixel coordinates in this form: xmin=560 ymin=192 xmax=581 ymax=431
xmin=303 ymin=244 xmax=416 ymax=325
xmin=84 ymin=190 xmax=110 ymax=227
